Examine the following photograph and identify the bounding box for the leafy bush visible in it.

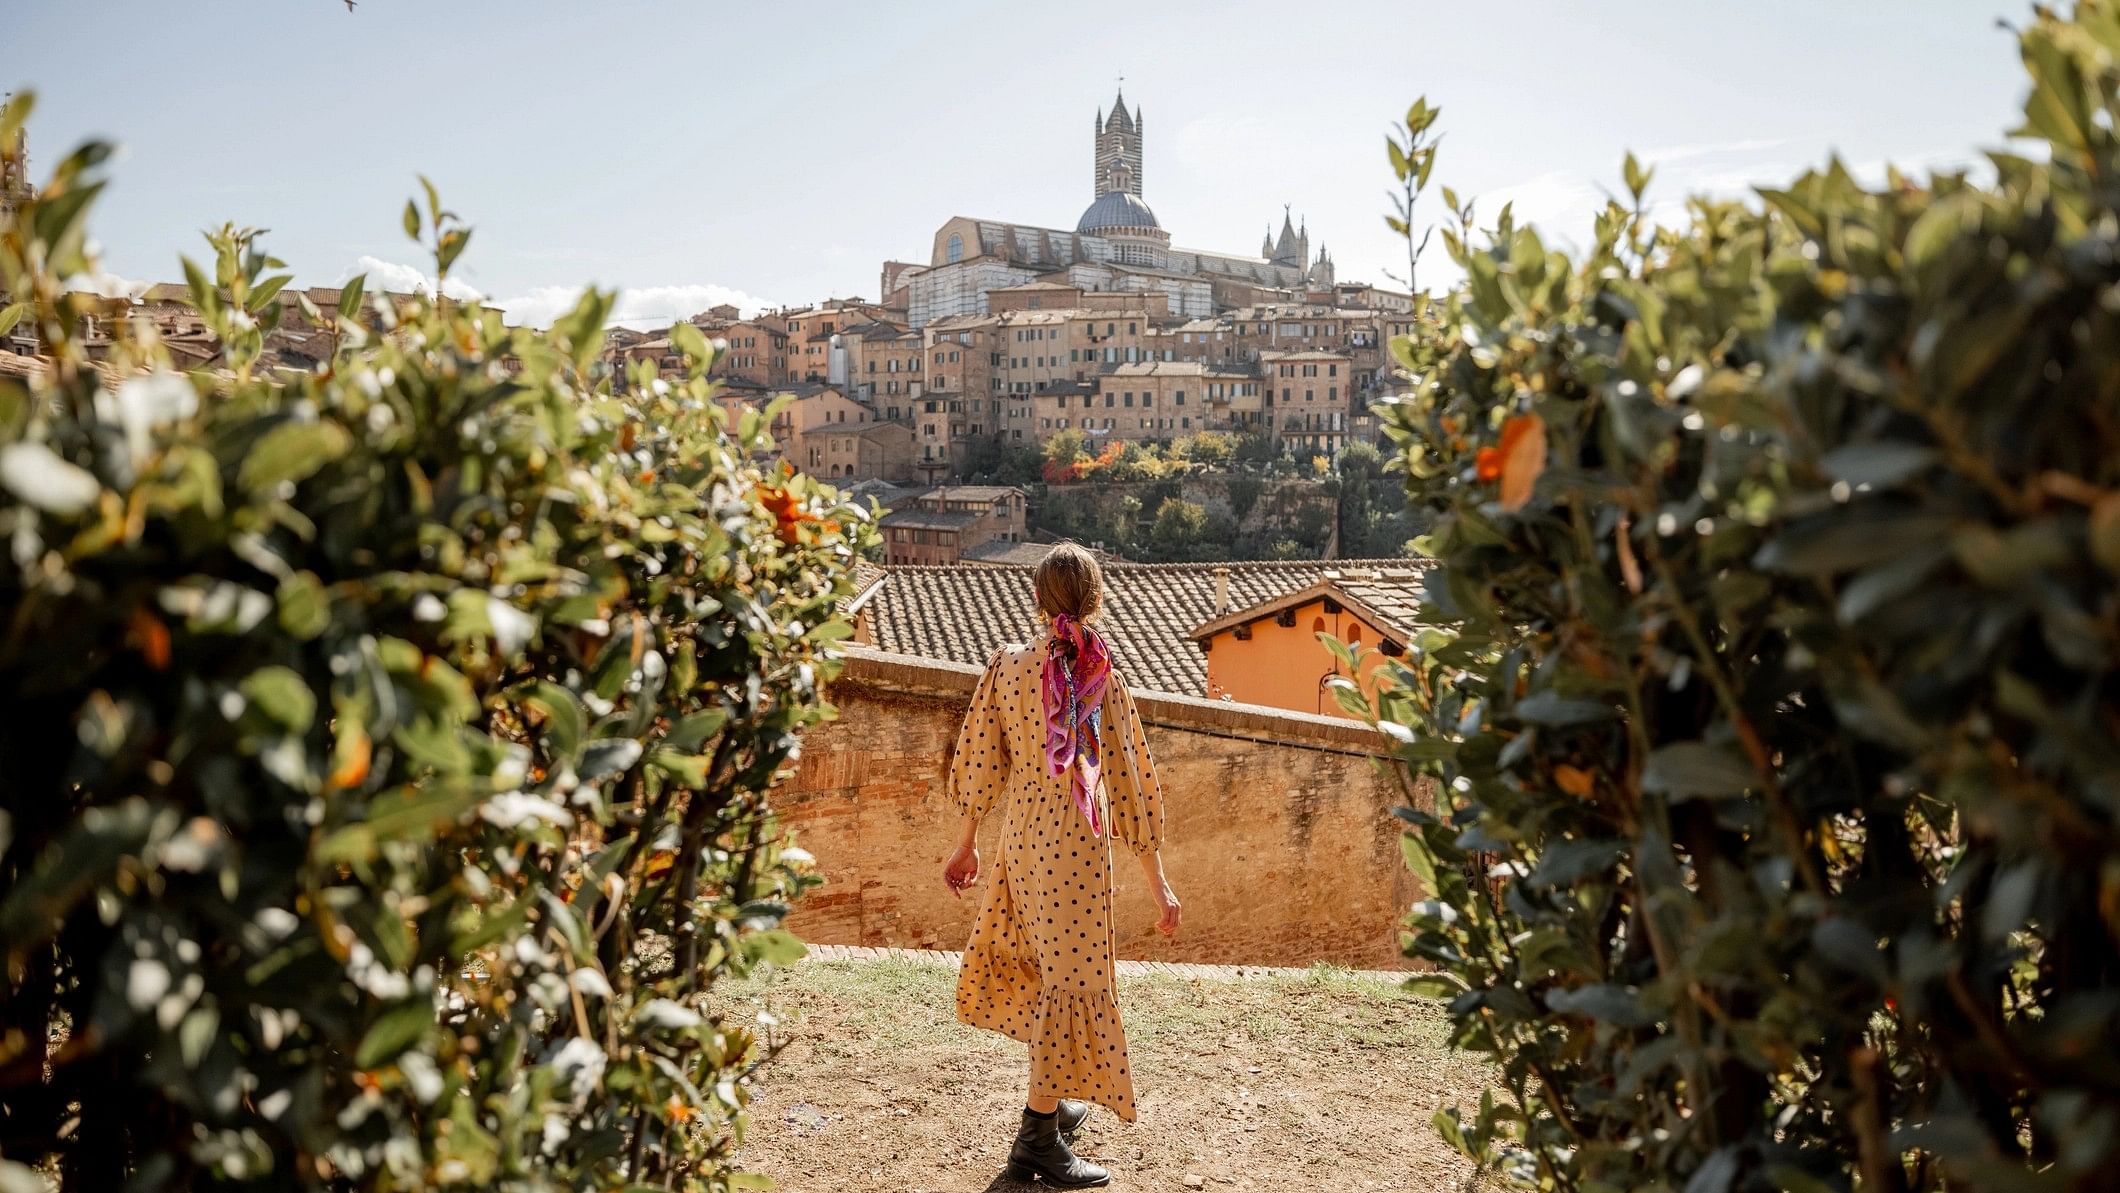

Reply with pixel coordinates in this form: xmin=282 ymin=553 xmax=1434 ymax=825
xmin=0 ymin=100 xmax=873 ymax=1191
xmin=1349 ymin=6 xmax=2120 ymax=1189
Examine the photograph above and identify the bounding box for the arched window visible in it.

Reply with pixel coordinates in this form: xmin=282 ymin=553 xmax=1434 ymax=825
xmin=946 ymin=234 xmax=964 ymax=264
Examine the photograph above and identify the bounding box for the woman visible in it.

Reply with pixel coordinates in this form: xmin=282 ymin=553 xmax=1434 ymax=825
xmin=941 ymin=543 xmax=1182 ymax=1189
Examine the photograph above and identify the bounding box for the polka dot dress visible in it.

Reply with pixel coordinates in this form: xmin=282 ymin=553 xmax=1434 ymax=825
xmin=948 ymin=641 xmax=1166 ymax=1123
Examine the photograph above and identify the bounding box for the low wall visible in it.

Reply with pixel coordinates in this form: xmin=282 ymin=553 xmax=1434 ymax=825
xmin=776 ymin=646 xmax=1431 ymax=968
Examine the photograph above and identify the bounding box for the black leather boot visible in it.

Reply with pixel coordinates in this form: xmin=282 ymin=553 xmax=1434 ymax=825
xmin=1006 ymin=1107 xmax=1109 ymax=1187
xmin=1058 ymin=1099 xmax=1090 ymax=1134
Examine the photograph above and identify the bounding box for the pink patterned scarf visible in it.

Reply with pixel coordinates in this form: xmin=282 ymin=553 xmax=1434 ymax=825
xmin=1040 ymin=614 xmax=1111 ymax=835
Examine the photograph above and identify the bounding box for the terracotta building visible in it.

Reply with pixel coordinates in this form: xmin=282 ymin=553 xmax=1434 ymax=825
xmin=1189 ymin=566 xmax=1423 ymax=718
xmin=876 ymin=485 xmax=1028 ymax=566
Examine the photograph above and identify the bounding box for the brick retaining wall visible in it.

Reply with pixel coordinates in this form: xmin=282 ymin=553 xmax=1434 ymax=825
xmin=774 ymin=646 xmax=1430 ymax=969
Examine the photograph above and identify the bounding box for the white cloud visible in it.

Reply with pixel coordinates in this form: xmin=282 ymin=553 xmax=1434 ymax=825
xmin=1638 ymin=137 xmax=1789 ymax=165
xmin=489 ymin=282 xmax=776 ymax=331
xmin=348 ymin=255 xmax=484 ymax=303
xmin=62 ymin=269 xmax=151 ymax=298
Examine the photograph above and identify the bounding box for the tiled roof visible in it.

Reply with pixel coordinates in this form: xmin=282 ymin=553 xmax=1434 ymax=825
xmin=960 ymin=541 xmax=1060 ymax=567
xmin=1188 ymin=566 xmax=1427 ymax=645
xmin=858 ymin=558 xmax=1422 ymax=697
xmin=919 ymin=485 xmax=1023 ymax=503
xmin=1104 ymin=360 xmax=1256 ymax=379
xmin=1329 ymin=567 xmax=1425 ymax=638
xmin=880 ymin=509 xmax=981 ymax=532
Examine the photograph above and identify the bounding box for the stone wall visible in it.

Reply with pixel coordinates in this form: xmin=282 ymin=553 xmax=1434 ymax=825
xmin=775 ymin=646 xmax=1431 ymax=968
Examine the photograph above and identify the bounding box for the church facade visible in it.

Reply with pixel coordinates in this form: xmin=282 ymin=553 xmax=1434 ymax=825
xmin=897 ymin=91 xmax=1338 ymax=328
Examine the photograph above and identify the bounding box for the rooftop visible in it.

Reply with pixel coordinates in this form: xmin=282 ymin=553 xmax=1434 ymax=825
xmin=855 ymin=558 xmax=1426 ymax=697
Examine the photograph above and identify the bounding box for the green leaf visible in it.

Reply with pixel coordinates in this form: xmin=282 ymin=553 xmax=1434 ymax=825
xmin=436 ymin=228 xmax=473 ymax=277
xmin=239 ymin=420 xmax=352 ymax=492
xmin=740 ymin=929 xmax=807 ymax=968
xmin=1818 ymin=441 xmax=1937 ymax=489
xmin=354 ymin=999 xmax=431 ymax=1069
xmin=402 ymin=198 xmax=421 ymax=240
xmin=646 ymin=749 xmax=711 ymax=787
xmin=1544 ymin=983 xmax=1654 ymax=1028
xmin=242 ymin=665 xmax=316 ymax=734
xmin=336 ymin=272 xmax=367 ymax=330
xmin=317 ymin=780 xmax=487 ymax=863
xmin=277 ymin=571 xmax=331 ymax=639
xmin=1622 ymin=151 xmax=1651 ymax=201
xmin=519 ymin=681 xmax=586 ymax=761
xmin=1514 ymin=690 xmax=1617 ymax=726
xmin=248 ymin=273 xmax=293 ymax=313
xmin=1641 ymin=741 xmax=1754 ymax=801
xmin=1400 ymin=831 xmax=1439 ymax=893
xmin=1403 ymin=974 xmax=1465 ymax=999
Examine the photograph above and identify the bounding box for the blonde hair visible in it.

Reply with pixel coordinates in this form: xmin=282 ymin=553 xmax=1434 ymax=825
xmin=1033 ymin=542 xmax=1105 ymax=623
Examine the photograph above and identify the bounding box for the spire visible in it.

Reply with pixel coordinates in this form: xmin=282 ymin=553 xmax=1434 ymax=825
xmin=1262 ymin=227 xmax=1275 ymax=258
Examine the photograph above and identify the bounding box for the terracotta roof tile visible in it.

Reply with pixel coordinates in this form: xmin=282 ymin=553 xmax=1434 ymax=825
xmin=859 ymin=558 xmax=1421 ymax=697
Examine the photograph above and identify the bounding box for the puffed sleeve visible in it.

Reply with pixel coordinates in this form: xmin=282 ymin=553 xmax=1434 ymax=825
xmin=946 ymin=650 xmax=1012 ymax=820
xmin=1099 ymin=674 xmax=1165 ymax=855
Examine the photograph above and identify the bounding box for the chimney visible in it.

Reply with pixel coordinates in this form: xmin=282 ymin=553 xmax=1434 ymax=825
xmin=1212 ymin=566 xmax=1231 ymax=617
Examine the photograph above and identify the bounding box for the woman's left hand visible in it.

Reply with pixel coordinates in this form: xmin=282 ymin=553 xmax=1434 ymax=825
xmin=943 ymin=842 xmax=980 ymax=897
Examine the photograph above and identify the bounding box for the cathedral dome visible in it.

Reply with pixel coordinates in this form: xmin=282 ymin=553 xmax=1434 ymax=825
xmin=1076 ymin=191 xmax=1161 ymax=234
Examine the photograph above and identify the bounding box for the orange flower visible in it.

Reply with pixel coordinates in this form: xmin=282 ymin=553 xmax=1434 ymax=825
xmin=1554 ymin=764 xmax=1595 ymax=799
xmin=664 ymin=1095 xmax=695 ymax=1123
xmin=1496 ymin=413 xmax=1548 ymax=513
xmin=326 ymin=723 xmax=372 ymax=792
xmin=128 ymin=606 xmax=171 ymax=670
xmin=1474 ymin=446 xmax=1502 ymax=481
xmin=758 ymin=484 xmax=818 ymax=546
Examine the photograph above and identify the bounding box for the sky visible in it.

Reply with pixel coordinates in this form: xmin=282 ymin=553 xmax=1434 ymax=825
xmin=7 ymin=1 xmax=2033 ymax=328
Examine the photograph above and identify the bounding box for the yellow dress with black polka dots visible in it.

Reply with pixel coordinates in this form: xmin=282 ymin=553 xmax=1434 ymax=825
xmin=948 ymin=641 xmax=1166 ymax=1122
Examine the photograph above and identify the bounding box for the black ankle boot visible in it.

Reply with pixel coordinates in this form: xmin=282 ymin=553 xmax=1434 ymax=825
xmin=1006 ymin=1107 xmax=1109 ymax=1188
xmin=1058 ymin=1099 xmax=1090 ymax=1134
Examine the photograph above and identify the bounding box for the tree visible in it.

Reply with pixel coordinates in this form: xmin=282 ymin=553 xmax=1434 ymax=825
xmin=958 ymin=432 xmax=1041 ymax=486
xmin=1349 ymin=6 xmax=2120 ymax=1188
xmin=1148 ymin=497 xmax=1209 ymax=556
xmin=0 ymin=95 xmax=873 ymax=1191
xmin=1042 ymin=427 xmax=1087 ymax=466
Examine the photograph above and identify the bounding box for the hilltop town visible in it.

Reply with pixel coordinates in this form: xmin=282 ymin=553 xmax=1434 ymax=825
xmin=4 ymin=90 xmax=1420 ymax=570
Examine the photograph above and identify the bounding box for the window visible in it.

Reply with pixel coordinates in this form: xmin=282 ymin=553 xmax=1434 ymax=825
xmin=1174 ymin=390 xmax=1185 ymax=406
xmin=946 ymin=234 xmax=964 ymax=263
xmin=1123 ymin=392 xmax=1134 ymax=408
xmin=1104 ymin=393 xmax=1115 ymax=408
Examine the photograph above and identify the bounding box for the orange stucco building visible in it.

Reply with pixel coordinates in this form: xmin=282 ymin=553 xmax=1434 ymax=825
xmin=1189 ymin=567 xmax=1421 ymax=719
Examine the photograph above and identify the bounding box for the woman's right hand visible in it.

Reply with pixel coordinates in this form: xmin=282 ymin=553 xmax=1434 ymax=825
xmin=943 ymin=841 xmax=980 ymax=898
xmin=1151 ymin=880 xmax=1182 ymax=936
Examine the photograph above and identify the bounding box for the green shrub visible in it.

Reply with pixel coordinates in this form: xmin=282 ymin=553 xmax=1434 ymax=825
xmin=0 ymin=100 xmax=874 ymax=1190
xmin=1349 ymin=5 xmax=2120 ymax=1189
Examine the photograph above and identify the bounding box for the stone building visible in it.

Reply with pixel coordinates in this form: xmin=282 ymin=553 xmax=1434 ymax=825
xmin=1033 ymin=360 xmax=1264 ymax=443
xmin=797 ymin=420 xmax=915 ymax=484
xmin=875 ymin=485 xmax=1028 ymax=566
xmin=1260 ymin=348 xmax=1358 ymax=457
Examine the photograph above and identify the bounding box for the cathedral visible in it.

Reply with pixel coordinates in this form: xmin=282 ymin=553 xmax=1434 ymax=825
xmin=895 ymin=90 xmax=1338 ymax=327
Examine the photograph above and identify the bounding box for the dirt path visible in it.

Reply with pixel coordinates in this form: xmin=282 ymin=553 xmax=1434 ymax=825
xmin=709 ymin=955 xmax=1493 ymax=1192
